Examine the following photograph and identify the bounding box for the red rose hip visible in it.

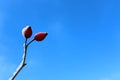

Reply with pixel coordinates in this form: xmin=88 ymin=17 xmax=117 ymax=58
xmin=34 ymin=32 xmax=48 ymax=41
xmin=22 ymin=26 xmax=32 ymax=38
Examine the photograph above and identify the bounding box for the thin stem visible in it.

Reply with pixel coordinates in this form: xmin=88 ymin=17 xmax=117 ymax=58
xmin=9 ymin=38 xmax=35 ymax=80
xmin=25 ymin=38 xmax=27 ymax=44
xmin=9 ymin=39 xmax=28 ymax=80
xmin=27 ymin=39 xmax=35 ymax=46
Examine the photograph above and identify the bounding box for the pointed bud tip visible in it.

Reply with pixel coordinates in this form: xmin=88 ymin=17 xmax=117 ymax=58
xmin=46 ymin=32 xmax=48 ymax=35
xmin=26 ymin=25 xmax=31 ymax=28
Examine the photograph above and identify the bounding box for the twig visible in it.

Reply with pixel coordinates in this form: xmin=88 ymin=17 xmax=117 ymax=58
xmin=9 ymin=39 xmax=28 ymax=80
xmin=27 ymin=39 xmax=35 ymax=46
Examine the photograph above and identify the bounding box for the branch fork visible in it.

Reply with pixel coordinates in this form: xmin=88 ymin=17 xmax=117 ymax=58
xmin=9 ymin=39 xmax=34 ymax=80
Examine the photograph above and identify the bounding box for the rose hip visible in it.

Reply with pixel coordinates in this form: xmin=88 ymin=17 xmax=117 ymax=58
xmin=22 ymin=26 xmax=32 ymax=38
xmin=34 ymin=32 xmax=48 ymax=41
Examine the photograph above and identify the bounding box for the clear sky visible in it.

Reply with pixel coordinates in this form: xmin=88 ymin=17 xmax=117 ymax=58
xmin=0 ymin=0 xmax=120 ymax=80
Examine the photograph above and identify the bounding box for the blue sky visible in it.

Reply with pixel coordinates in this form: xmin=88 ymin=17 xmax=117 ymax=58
xmin=0 ymin=0 xmax=120 ymax=80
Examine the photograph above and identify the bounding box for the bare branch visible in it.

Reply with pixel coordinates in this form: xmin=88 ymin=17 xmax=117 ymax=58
xmin=9 ymin=39 xmax=28 ymax=80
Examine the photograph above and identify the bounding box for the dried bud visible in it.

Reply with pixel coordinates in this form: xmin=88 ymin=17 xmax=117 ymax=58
xmin=22 ymin=26 xmax=32 ymax=38
xmin=34 ymin=32 xmax=48 ymax=41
